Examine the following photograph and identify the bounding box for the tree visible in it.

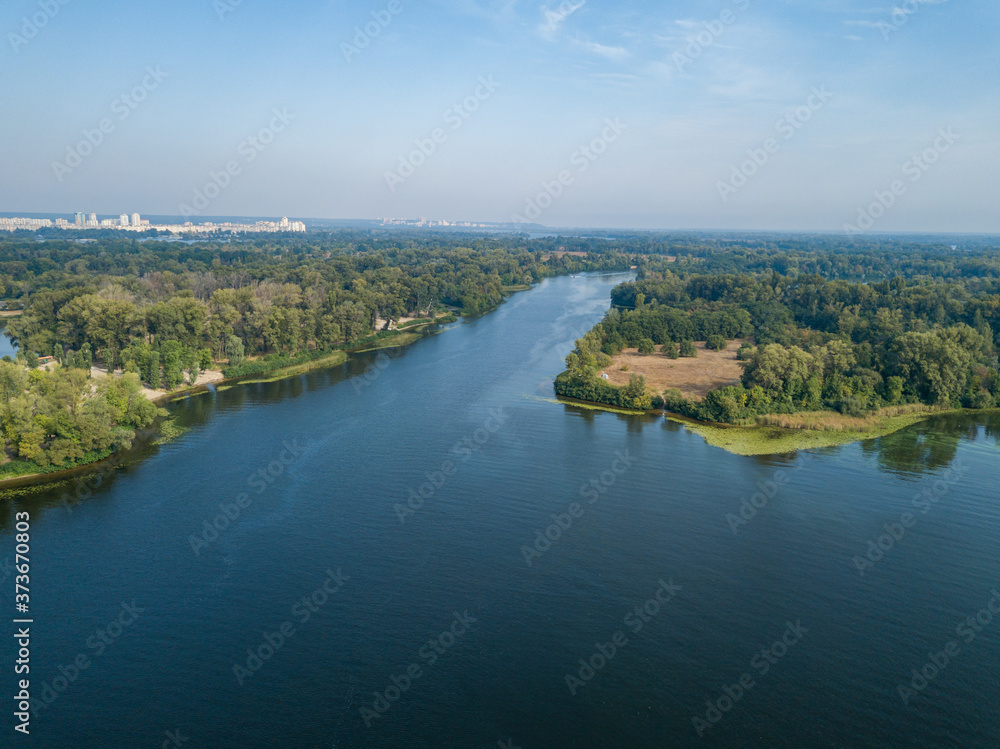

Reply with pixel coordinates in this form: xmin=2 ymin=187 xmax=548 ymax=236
xmin=225 ymin=334 xmax=245 ymax=366
xmin=706 ymin=335 xmax=727 ymax=351
xmin=148 ymin=351 xmax=161 ymax=389
xmin=0 ymin=361 xmax=28 ymax=403
xmin=662 ymin=388 xmax=688 ymax=412
xmin=887 ymin=325 xmax=985 ymax=404
xmin=637 ymin=338 xmax=656 ymax=355
xmin=78 ymin=343 xmax=93 ymax=373
xmin=159 ymin=341 xmax=186 ymax=389
xmin=661 ymin=341 xmax=678 ymax=359
xmin=679 ymin=340 xmax=697 ymax=357
xmin=621 ymin=374 xmax=651 ymax=409
xmin=884 ymin=375 xmax=905 ymax=405
xmin=741 ymin=344 xmax=820 ymax=399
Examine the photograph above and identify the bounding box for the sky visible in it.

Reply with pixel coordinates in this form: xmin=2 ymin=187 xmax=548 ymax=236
xmin=2 ymin=0 xmax=998 ymax=232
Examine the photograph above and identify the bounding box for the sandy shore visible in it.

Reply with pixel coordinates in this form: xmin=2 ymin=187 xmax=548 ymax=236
xmin=90 ymin=365 xmax=226 ymax=402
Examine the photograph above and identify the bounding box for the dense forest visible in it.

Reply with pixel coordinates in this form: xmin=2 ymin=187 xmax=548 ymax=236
xmin=557 ymin=253 xmax=1000 ymax=423
xmin=2 ymin=235 xmax=630 ymax=377
xmin=3 ymin=227 xmax=1000 ymax=475
xmin=0 ymin=233 xmax=629 ymax=475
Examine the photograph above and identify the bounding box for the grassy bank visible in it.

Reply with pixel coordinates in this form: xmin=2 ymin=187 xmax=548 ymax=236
xmin=220 ymin=323 xmax=442 ymax=381
xmin=669 ymin=406 xmax=955 ymax=456
xmin=223 ymin=350 xmax=349 ymax=385
xmin=0 ymin=325 xmax=439 ymax=488
xmin=548 ymin=387 xmax=963 ymax=455
xmin=551 ymin=394 xmax=652 ymax=415
xmin=351 ymin=332 xmax=421 ymax=353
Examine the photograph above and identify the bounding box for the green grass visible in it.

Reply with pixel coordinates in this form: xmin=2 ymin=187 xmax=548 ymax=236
xmin=396 ymin=318 xmax=434 ymax=329
xmin=351 ymin=332 xmax=420 ymax=353
xmin=549 ymin=394 xmax=650 ymax=415
xmin=668 ymin=409 xmax=948 ymax=456
xmin=235 ymin=350 xmax=348 ymax=383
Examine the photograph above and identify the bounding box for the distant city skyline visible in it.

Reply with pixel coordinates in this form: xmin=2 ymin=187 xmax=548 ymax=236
xmin=3 ymin=0 xmax=998 ymax=232
xmin=1 ymin=211 xmax=305 ymax=234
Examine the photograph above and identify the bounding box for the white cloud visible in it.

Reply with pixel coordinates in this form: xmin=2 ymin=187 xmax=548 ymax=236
xmin=574 ymin=39 xmax=629 ymax=60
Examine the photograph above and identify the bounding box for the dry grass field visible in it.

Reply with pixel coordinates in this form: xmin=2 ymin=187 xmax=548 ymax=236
xmin=603 ymin=339 xmax=748 ymax=400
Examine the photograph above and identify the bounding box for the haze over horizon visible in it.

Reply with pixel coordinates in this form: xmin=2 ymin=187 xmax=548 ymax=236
xmin=3 ymin=0 xmax=997 ymax=232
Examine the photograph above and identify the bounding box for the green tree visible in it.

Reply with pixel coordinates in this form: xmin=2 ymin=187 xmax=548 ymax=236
xmin=888 ymin=325 xmax=985 ymax=404
xmin=706 ymin=335 xmax=727 ymax=351
xmin=225 ymin=334 xmax=245 ymax=366
xmin=621 ymin=374 xmax=651 ymax=409
xmin=679 ymin=340 xmax=697 ymax=357
xmin=148 ymin=351 xmax=161 ymax=389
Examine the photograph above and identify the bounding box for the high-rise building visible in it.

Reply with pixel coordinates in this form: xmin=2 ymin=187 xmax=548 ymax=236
xmin=88 ymin=212 xmax=97 ymax=226
xmin=131 ymin=212 xmax=141 ymax=227
xmin=75 ymin=212 xmax=84 ymax=226
xmin=120 ymin=214 xmax=129 ymax=227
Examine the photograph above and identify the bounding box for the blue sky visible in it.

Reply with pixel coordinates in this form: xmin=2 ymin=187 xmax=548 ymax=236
xmin=2 ymin=0 xmax=997 ymax=231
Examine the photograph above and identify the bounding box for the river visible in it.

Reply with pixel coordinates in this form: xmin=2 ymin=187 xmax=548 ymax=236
xmin=2 ymin=272 xmax=998 ymax=748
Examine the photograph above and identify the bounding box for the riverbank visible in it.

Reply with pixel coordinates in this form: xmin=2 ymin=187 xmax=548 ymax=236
xmin=553 ymin=394 xmax=966 ymax=455
xmin=665 ymin=408 xmax=954 ymax=456
xmin=0 ymin=324 xmax=443 ymax=489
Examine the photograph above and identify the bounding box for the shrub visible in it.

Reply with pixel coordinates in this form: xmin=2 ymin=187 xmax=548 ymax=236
xmin=706 ymin=335 xmax=727 ymax=351
xmin=837 ymin=395 xmax=869 ymax=417
xmin=679 ymin=340 xmax=697 ymax=357
xmin=661 ymin=342 xmax=678 ymax=359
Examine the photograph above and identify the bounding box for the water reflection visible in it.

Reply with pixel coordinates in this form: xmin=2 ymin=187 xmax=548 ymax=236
xmin=861 ymin=416 xmax=964 ymax=477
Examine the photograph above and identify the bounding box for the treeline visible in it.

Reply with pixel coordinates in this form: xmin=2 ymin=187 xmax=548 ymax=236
xmin=4 ymin=239 xmax=630 ymax=389
xmin=610 ymin=272 xmax=1000 ymax=349
xmin=0 ymin=236 xmax=631 ymax=474
xmin=557 ymin=268 xmax=1000 ymax=423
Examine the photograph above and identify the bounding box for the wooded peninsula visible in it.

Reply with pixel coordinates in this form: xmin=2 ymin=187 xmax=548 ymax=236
xmin=555 ymin=235 xmax=1000 ymax=452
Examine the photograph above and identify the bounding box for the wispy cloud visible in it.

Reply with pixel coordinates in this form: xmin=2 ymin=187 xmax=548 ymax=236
xmin=574 ymin=39 xmax=629 ymax=60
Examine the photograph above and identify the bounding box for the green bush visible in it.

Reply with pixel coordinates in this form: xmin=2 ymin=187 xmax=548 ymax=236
xmin=706 ymin=335 xmax=728 ymax=351
xmin=554 ymin=372 xmax=652 ymax=410
xmin=661 ymin=342 xmax=678 ymax=359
